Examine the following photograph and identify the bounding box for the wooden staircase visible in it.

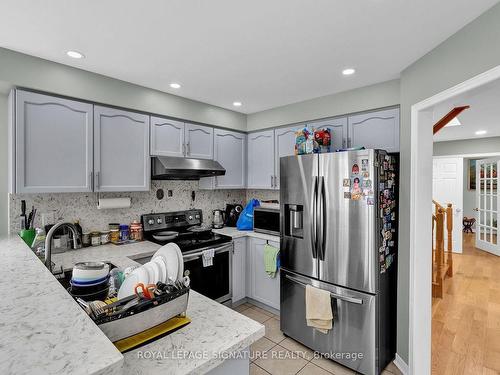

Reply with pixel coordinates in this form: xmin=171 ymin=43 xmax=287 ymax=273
xmin=432 ymin=200 xmax=454 ymax=298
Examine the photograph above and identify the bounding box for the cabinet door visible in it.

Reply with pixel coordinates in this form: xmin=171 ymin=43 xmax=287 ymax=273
xmin=94 ymin=106 xmax=150 ymax=192
xmin=274 ymin=125 xmax=303 ymax=190
xmin=213 ymin=129 xmax=247 ymax=189
xmin=348 ymin=108 xmax=400 ymax=152
xmin=150 ymin=117 xmax=185 ymax=157
xmin=309 ymin=117 xmax=348 ymax=151
xmin=185 ymin=123 xmax=213 ymax=160
xmin=232 ymin=238 xmax=247 ymax=303
xmin=250 ymin=238 xmax=280 ymax=310
xmin=14 ymin=90 xmax=93 ymax=193
xmin=247 ymin=130 xmax=275 ymax=189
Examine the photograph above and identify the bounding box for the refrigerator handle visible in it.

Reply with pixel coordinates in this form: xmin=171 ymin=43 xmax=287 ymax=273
xmin=285 ymin=274 xmax=363 ymax=305
xmin=310 ymin=176 xmax=318 ymax=259
xmin=317 ymin=176 xmax=327 ymax=261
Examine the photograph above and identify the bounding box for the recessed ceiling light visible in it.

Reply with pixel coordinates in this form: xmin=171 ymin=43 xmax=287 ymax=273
xmin=342 ymin=68 xmax=356 ymax=76
xmin=233 ymin=101 xmax=242 ymax=107
xmin=475 ymin=130 xmax=487 ymax=135
xmin=66 ymin=50 xmax=84 ymax=59
xmin=445 ymin=117 xmax=461 ymax=127
xmin=169 ymin=83 xmax=181 ymax=89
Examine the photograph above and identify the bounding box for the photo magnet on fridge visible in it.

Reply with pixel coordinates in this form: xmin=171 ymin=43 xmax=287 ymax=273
xmin=367 ymin=197 xmax=375 ymax=205
xmin=361 ymin=159 xmax=369 ymax=171
xmin=343 ymin=178 xmax=351 ymax=187
xmin=344 ymin=192 xmax=351 ymax=199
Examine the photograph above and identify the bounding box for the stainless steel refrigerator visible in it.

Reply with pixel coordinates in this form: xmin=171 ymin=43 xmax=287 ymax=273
xmin=280 ymin=149 xmax=397 ymax=375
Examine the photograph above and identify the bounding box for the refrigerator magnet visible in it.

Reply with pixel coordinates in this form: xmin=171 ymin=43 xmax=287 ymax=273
xmin=344 ymin=192 xmax=351 ymax=199
xmin=350 ymin=177 xmax=363 ymax=200
xmin=363 ymin=179 xmax=372 ymax=188
xmin=385 ymin=247 xmax=390 ymax=255
xmin=343 ymin=178 xmax=351 ymax=187
xmin=351 ymin=164 xmax=359 ymax=175
xmin=361 ymin=159 xmax=369 ymax=171
xmin=367 ymin=197 xmax=375 ymax=206
xmin=363 ymin=171 xmax=370 ymax=178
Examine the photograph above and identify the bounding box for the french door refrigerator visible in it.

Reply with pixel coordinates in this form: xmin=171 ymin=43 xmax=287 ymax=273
xmin=280 ymin=149 xmax=397 ymax=375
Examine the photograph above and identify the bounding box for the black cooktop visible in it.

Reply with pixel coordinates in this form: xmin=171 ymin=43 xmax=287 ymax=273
xmin=141 ymin=209 xmax=232 ymax=253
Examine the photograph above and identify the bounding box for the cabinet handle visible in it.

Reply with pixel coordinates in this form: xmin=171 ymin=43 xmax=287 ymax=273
xmin=96 ymin=172 xmax=100 ymax=190
xmin=342 ymin=138 xmax=346 ymax=148
xmin=347 ymin=138 xmax=352 ymax=148
xmin=274 ymin=175 xmax=278 ymax=188
xmin=182 ymin=143 xmax=186 ymax=156
xmin=186 ymin=142 xmax=190 ymax=156
xmin=271 ymin=175 xmax=274 ymax=188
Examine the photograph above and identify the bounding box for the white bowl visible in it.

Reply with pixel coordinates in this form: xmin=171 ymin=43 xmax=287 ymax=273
xmin=72 ymin=262 xmax=109 ymax=281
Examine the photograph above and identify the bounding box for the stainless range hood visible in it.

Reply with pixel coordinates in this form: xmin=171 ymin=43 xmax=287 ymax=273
xmin=151 ymin=156 xmax=226 ymax=180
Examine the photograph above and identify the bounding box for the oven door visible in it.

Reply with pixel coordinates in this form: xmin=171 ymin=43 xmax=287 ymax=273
xmin=183 ymin=243 xmax=233 ymax=304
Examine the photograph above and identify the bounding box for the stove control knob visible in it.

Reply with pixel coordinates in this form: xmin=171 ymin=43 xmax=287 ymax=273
xmin=195 ymin=214 xmax=200 ymax=219
xmin=148 ymin=219 xmax=154 ymax=225
xmin=188 ymin=215 xmax=193 ymax=220
xmin=157 ymin=218 xmax=163 ymax=224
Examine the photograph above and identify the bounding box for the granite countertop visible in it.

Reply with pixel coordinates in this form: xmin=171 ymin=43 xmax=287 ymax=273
xmin=0 ymin=235 xmax=264 ymax=375
xmin=212 ymin=227 xmax=280 ymax=243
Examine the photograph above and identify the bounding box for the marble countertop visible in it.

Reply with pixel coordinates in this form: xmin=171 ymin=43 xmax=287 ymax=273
xmin=0 ymin=235 xmax=264 ymax=375
xmin=212 ymin=227 xmax=280 ymax=243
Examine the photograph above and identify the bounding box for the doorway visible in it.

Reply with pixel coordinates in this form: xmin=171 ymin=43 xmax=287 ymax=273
xmin=410 ymin=65 xmax=500 ymax=375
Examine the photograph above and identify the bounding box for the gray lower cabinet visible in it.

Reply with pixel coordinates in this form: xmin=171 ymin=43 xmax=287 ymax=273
xmin=247 ymin=238 xmax=280 ymax=310
xmin=348 ymin=108 xmax=400 ymax=152
xmin=232 ymin=237 xmax=247 ymax=303
xmin=94 ymin=106 xmax=150 ymax=192
xmin=247 ymin=130 xmax=275 ymax=189
xmin=12 ymin=90 xmax=93 ymax=193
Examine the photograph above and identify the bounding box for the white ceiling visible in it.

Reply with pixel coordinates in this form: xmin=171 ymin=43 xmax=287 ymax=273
xmin=433 ymin=77 xmax=500 ymax=142
xmin=0 ymin=0 xmax=498 ymax=114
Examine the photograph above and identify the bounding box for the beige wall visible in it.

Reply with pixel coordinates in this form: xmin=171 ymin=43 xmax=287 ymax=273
xmin=247 ymin=79 xmax=400 ymax=130
xmin=398 ymin=2 xmax=500 ymax=362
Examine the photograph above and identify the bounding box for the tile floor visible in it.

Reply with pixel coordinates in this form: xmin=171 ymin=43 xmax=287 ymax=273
xmin=233 ymin=302 xmax=402 ymax=375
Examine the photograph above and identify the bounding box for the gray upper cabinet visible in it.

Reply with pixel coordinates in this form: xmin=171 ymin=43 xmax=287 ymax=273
xmin=308 ymin=117 xmax=348 ymax=151
xmin=94 ymin=106 xmax=150 ymax=192
xmin=185 ymin=123 xmax=213 ymax=159
xmin=213 ymin=129 xmax=247 ymax=189
xmin=274 ymin=125 xmax=303 ymax=190
xmin=348 ymin=108 xmax=400 ymax=152
xmin=150 ymin=117 xmax=185 ymax=157
xmin=247 ymin=130 xmax=275 ymax=189
xmin=13 ymin=90 xmax=93 ymax=193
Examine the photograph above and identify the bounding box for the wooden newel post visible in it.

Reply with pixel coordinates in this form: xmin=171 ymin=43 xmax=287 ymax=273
xmin=435 ymin=207 xmax=445 ymax=285
xmin=446 ymin=203 xmax=453 ymax=276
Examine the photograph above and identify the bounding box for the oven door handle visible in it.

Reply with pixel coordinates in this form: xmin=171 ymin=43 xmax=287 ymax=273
xmin=183 ymin=243 xmax=232 ymax=261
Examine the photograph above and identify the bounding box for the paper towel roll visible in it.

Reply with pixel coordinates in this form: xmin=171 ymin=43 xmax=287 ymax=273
xmin=97 ymin=198 xmax=131 ymax=210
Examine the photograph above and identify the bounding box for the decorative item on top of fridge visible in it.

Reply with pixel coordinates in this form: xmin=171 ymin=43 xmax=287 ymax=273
xmin=294 ymin=127 xmax=331 ymax=155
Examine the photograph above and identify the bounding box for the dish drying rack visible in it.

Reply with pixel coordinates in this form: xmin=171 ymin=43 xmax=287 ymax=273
xmin=94 ymin=286 xmax=190 ymax=343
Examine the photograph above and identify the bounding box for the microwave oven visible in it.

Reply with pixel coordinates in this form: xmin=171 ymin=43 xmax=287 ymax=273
xmin=253 ymin=207 xmax=280 ymax=236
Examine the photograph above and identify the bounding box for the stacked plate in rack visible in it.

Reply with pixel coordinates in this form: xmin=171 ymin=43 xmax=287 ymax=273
xmin=117 ymin=243 xmax=183 ymax=300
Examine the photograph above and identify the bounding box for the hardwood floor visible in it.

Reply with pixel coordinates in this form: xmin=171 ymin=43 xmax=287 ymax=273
xmin=432 ymin=233 xmax=500 ymax=375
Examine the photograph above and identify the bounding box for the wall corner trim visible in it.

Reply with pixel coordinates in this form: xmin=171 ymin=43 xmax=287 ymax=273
xmin=394 ymin=353 xmax=409 ymax=375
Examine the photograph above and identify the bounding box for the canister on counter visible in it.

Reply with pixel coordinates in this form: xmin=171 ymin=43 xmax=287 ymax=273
xmin=100 ymin=231 xmax=110 ymax=245
xmin=90 ymin=231 xmax=101 ymax=247
xmin=110 ymin=229 xmax=120 ymax=244
xmin=130 ymin=220 xmax=143 ymax=241
xmin=119 ymin=224 xmax=129 ymax=242
xmin=82 ymin=232 xmax=91 ymax=247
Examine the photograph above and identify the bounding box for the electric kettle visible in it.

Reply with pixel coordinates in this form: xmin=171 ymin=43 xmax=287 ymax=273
xmin=212 ymin=209 xmax=225 ymax=229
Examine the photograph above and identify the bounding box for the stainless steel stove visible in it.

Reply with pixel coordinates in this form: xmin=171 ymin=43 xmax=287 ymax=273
xmin=141 ymin=209 xmax=233 ymax=304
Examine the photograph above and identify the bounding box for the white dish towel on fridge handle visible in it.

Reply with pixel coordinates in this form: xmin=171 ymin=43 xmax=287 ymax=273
xmin=202 ymin=249 xmax=215 ymax=267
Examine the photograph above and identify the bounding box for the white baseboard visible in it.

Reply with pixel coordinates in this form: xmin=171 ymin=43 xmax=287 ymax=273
xmin=394 ymin=354 xmax=409 ymax=375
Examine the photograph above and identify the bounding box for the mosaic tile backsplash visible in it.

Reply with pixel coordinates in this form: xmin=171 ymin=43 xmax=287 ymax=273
xmin=9 ymin=181 xmax=278 ymax=234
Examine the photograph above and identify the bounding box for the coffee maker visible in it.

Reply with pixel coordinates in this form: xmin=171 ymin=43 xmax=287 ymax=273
xmin=224 ymin=204 xmax=243 ymax=227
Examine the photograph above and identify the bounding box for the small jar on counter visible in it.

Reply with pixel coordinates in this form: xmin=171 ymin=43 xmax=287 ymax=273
xmin=90 ymin=231 xmax=101 ymax=247
xmin=119 ymin=224 xmax=129 ymax=242
xmin=110 ymin=229 xmax=120 ymax=244
xmin=82 ymin=232 xmax=91 ymax=247
xmin=100 ymin=231 xmax=110 ymax=245
xmin=130 ymin=220 xmax=143 ymax=241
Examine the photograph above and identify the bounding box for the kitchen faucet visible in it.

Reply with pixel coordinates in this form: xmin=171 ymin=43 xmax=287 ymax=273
xmin=44 ymin=222 xmax=82 ymax=273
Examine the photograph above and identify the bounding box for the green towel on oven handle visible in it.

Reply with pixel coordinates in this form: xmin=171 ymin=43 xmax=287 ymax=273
xmin=264 ymin=244 xmax=280 ymax=278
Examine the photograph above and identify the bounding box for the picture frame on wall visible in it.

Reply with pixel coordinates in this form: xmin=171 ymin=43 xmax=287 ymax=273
xmin=468 ymin=159 xmax=477 ymax=190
